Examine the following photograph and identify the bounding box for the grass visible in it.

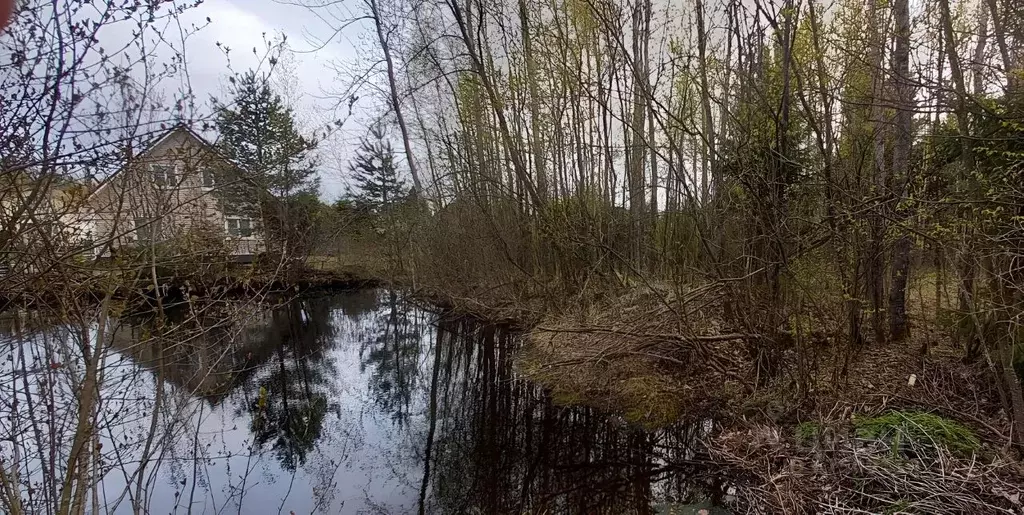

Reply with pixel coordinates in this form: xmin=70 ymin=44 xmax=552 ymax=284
xmin=883 ymin=499 xmax=911 ymax=515
xmin=517 ymin=341 xmax=686 ymax=429
xmin=853 ymin=410 xmax=980 ymax=458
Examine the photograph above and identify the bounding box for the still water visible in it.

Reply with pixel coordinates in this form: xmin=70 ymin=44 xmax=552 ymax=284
xmin=0 ymin=290 xmax=729 ymax=514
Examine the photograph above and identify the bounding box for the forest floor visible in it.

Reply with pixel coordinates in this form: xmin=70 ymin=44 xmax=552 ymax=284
xmin=518 ymin=275 xmax=990 ymax=429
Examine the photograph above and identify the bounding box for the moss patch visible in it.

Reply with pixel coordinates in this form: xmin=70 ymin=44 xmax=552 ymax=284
xmin=795 ymin=421 xmax=821 ymax=445
xmin=517 ymin=335 xmax=690 ymax=429
xmin=619 ymin=375 xmax=684 ymax=429
xmin=853 ymin=410 xmax=980 ymax=457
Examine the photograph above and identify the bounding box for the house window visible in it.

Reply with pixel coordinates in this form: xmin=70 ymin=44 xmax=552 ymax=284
xmin=202 ymin=169 xmax=216 ymax=189
xmin=134 ymin=217 xmax=161 ymax=243
xmin=151 ymin=164 xmax=175 ymax=188
xmin=226 ymin=217 xmax=255 ymax=238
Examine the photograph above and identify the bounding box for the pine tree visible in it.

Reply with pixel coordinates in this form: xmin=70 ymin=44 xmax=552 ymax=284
xmin=213 ymin=71 xmax=320 ymax=257
xmin=347 ymin=127 xmax=407 ymax=214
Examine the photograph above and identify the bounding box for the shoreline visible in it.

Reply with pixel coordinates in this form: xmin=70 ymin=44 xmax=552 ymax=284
xmin=7 ymin=268 xmax=1022 ymax=512
xmin=396 ymin=279 xmax=1024 ymax=513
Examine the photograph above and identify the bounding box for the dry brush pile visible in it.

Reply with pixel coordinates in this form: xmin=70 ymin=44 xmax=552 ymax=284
xmin=712 ymin=415 xmax=1024 ymax=514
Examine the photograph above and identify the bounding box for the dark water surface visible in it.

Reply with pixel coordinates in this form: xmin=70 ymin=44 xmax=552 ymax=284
xmin=1 ymin=290 xmax=728 ymax=514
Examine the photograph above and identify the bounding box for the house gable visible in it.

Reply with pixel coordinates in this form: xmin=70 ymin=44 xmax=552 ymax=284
xmin=82 ymin=125 xmax=264 ymax=258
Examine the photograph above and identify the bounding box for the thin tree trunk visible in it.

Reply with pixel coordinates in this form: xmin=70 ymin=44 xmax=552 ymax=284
xmin=416 ymin=327 xmax=444 ymax=515
xmin=888 ymin=0 xmax=914 ymax=341
xmin=448 ymin=0 xmax=545 ymax=210
xmin=369 ymin=0 xmax=425 ymax=195
xmin=696 ymin=0 xmax=717 ymax=206
xmin=518 ymin=0 xmax=546 ymax=201
xmin=626 ymin=0 xmax=649 ymax=266
xmin=867 ymin=0 xmax=888 ymax=345
xmin=57 ymin=298 xmax=111 ymax=515
xmin=939 ymin=0 xmax=977 ymax=354
xmin=983 ymin=0 xmax=1017 ymax=92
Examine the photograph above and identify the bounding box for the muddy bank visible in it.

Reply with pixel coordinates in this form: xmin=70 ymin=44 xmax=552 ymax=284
xmin=147 ymin=266 xmax=382 ymax=299
xmin=406 ymin=283 xmax=545 ymax=330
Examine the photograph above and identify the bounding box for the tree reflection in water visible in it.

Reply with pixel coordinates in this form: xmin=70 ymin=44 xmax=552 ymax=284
xmin=359 ymin=289 xmax=425 ymax=426
xmin=418 ymin=320 xmax=725 ymax=514
xmin=245 ymin=296 xmax=341 ymax=471
xmin=2 ymin=289 xmax=728 ymax=513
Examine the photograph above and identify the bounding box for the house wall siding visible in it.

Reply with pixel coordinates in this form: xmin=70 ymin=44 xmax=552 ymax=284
xmin=86 ymin=128 xmax=264 ymax=258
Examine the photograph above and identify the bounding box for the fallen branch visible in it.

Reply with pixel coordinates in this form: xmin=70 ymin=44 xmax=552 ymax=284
xmin=534 ymin=325 xmax=755 ymax=343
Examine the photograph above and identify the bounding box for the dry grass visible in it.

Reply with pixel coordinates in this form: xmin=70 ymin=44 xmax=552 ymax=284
xmin=514 ymin=272 xmax=1003 ymax=429
xmin=712 ymin=420 xmax=1024 ymax=514
xmin=514 ymin=271 xmax=1024 ymax=513
xmin=518 ymin=283 xmax=751 ymax=427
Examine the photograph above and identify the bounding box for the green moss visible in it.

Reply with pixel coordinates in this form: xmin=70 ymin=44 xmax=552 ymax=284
xmin=620 ymin=376 xmax=682 ymax=429
xmin=551 ymin=389 xmax=584 ymax=406
xmin=795 ymin=421 xmax=821 ymax=444
xmin=623 ymin=402 xmax=681 ymax=430
xmin=853 ymin=411 xmax=980 ymax=457
xmin=516 ymin=340 xmax=685 ymax=430
xmin=883 ymin=499 xmax=911 ymax=515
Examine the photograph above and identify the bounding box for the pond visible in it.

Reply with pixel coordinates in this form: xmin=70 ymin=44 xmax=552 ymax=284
xmin=0 ymin=290 xmax=731 ymax=514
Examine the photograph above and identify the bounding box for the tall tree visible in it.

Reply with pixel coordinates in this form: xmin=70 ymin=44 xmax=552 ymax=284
xmin=347 ymin=126 xmax=409 ymax=213
xmin=367 ymin=0 xmax=425 ymax=197
xmin=887 ymin=0 xmax=915 ymax=341
xmin=214 ymin=71 xmax=320 ymax=258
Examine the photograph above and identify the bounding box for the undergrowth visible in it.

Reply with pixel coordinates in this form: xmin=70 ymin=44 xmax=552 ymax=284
xmin=853 ymin=410 xmax=980 ymax=457
xmin=795 ymin=421 xmax=821 ymax=445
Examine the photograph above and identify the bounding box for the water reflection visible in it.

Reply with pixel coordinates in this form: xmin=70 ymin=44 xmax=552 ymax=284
xmin=245 ymin=298 xmax=340 ymax=471
xmin=0 ymin=290 xmax=728 ymax=514
xmin=358 ymin=290 xmax=424 ymax=427
xmin=420 ymin=320 xmax=723 ymax=514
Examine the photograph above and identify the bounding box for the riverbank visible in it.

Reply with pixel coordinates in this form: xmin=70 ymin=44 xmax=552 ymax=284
xmin=378 ymin=271 xmax=1024 ymax=513
xmin=516 ymin=286 xmax=1024 ymax=511
xmin=0 ymin=259 xmax=381 ymax=313
xmin=8 ymin=256 xmax=1024 ymax=512
xmin=333 ymin=263 xmax=1015 ymax=428
xmin=21 ymin=250 xmax=1013 ymax=513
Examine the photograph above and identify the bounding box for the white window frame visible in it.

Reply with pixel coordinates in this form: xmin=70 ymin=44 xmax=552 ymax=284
xmin=225 ymin=217 xmax=257 ymax=239
xmin=150 ymin=163 xmax=176 ymax=189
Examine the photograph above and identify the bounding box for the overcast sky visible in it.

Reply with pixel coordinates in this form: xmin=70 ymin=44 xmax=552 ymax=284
xmin=173 ymin=0 xmax=379 ymax=200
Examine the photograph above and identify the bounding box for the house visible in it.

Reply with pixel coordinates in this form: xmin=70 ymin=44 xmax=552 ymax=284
xmin=83 ymin=124 xmax=264 ymax=261
xmin=0 ymin=170 xmax=94 ymax=277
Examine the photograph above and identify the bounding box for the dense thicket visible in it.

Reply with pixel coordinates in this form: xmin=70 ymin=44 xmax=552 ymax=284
xmin=320 ymin=0 xmax=1024 ymax=442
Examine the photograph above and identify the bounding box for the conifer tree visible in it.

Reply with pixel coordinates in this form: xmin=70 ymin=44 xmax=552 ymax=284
xmin=347 ymin=126 xmax=407 ymax=214
xmin=213 ymin=71 xmax=320 ymax=257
